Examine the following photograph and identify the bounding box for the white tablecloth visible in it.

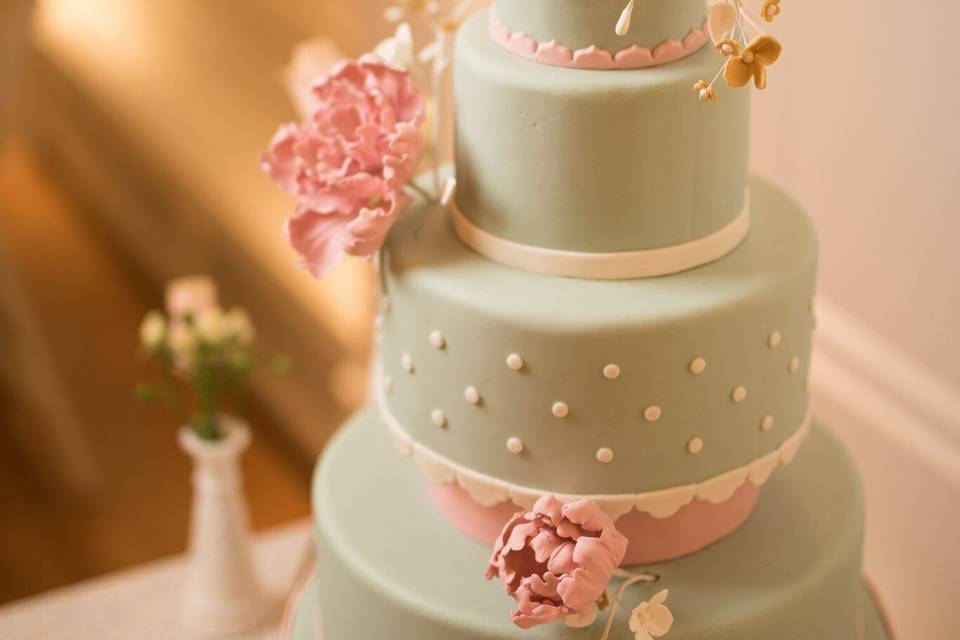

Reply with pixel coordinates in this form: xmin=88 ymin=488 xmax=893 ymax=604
xmin=0 ymin=520 xmax=312 ymax=639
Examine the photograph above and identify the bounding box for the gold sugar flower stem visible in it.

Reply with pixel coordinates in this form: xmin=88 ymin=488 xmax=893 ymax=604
xmin=739 ymin=4 xmax=769 ymax=37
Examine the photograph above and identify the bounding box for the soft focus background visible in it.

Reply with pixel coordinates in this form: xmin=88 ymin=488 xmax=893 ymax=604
xmin=0 ymin=1 xmax=956 ymax=638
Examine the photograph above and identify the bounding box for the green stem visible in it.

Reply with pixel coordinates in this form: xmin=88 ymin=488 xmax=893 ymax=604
xmin=406 ymin=181 xmax=435 ymax=203
xmin=154 ymin=346 xmax=187 ymax=424
xmin=192 ymin=344 xmax=222 ymax=440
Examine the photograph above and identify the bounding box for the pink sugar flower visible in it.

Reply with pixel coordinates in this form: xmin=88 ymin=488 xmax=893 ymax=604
xmin=165 ymin=275 xmax=219 ymax=323
xmin=261 ymin=55 xmax=425 ymax=277
xmin=485 ymin=495 xmax=629 ymax=629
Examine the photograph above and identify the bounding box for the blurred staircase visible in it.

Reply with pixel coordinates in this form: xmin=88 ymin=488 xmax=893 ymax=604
xmin=17 ymin=0 xmax=393 ymax=455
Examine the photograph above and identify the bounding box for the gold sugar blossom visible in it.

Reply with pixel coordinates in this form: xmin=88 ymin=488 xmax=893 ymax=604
xmin=694 ymin=0 xmax=786 ymax=104
xmin=692 ymin=80 xmax=717 ymax=104
xmin=761 ymin=0 xmax=782 ymax=23
xmin=723 ymin=35 xmax=782 ymax=90
xmin=716 ymin=38 xmax=740 ymax=57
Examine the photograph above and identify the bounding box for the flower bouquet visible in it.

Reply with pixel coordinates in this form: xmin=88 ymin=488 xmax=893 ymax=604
xmin=136 ymin=275 xmax=289 ymax=441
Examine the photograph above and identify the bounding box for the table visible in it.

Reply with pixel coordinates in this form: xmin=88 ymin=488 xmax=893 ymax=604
xmin=0 ymin=520 xmax=312 ymax=639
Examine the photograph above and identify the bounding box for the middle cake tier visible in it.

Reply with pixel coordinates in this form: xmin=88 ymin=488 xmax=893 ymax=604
xmin=454 ymin=9 xmax=750 ymax=256
xmin=377 ymin=176 xmax=817 ymax=500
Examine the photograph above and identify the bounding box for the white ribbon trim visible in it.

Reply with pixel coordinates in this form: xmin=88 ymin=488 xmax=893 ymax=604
xmin=449 ymin=196 xmax=751 ymax=280
xmin=375 ymin=375 xmax=812 ymax=520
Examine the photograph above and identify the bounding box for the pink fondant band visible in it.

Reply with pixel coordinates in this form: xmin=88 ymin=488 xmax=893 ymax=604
xmin=427 ymin=480 xmax=761 ymax=565
xmin=489 ymin=11 xmax=710 ymax=70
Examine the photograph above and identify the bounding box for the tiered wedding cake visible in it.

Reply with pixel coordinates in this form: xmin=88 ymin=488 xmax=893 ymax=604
xmin=276 ymin=1 xmax=892 ymax=638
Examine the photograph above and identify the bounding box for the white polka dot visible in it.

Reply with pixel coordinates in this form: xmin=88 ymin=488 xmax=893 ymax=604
xmin=690 ymin=358 xmax=707 ymax=375
xmin=761 ymin=415 xmax=775 ymax=432
xmin=464 ymin=386 xmax=480 ymax=405
xmin=429 ymin=330 xmax=446 ymax=349
xmin=506 ymin=353 xmax=524 ymax=370
xmin=506 ymin=437 xmax=524 ymax=454
xmin=552 ymin=402 xmax=569 ymax=418
xmin=603 ymin=364 xmax=621 ymax=380
xmin=732 ymin=386 xmax=747 ymax=403
xmin=596 ymin=447 xmax=614 ymax=463
xmin=688 ymin=437 xmax=704 ymax=454
xmin=789 ymin=357 xmax=801 ymax=373
xmin=384 ymin=376 xmax=393 ymax=393
xmin=644 ymin=406 xmax=662 ymax=422
xmin=431 ymin=410 xmax=446 ymax=427
xmin=401 ymin=354 xmax=414 ymax=373
xmin=768 ymin=331 xmax=782 ymax=348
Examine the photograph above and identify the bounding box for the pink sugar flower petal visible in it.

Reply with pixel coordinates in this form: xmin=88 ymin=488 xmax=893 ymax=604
xmin=486 ymin=496 xmax=628 ymax=629
xmin=260 ymin=56 xmax=425 ymax=279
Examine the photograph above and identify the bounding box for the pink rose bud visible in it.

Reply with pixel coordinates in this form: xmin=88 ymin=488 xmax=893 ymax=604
xmin=165 ymin=275 xmax=219 ymax=324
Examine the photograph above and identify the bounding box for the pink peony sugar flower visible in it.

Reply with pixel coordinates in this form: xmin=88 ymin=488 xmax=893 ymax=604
xmin=261 ymin=54 xmax=425 ymax=278
xmin=486 ymin=495 xmax=629 ymax=629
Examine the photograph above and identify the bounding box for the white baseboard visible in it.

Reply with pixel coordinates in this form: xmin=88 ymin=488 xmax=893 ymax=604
xmin=812 ymin=298 xmax=960 ymax=485
xmin=811 ymin=297 xmax=960 ymax=640
xmin=816 ymin=298 xmax=960 ymax=442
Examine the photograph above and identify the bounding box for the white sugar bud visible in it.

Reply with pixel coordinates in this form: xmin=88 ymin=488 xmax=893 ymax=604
xmin=139 ymin=310 xmax=166 ymax=351
xmin=224 ymin=308 xmax=256 ymax=345
xmin=195 ymin=308 xmax=229 ymax=345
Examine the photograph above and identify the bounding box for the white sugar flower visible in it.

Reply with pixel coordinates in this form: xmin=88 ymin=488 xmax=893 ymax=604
xmin=628 ymin=590 xmax=674 ymax=640
xmin=223 ymin=308 xmax=256 ymax=346
xmin=417 ymin=39 xmax=447 ymax=75
xmin=139 ymin=310 xmax=166 ymax=351
xmin=374 ymin=22 xmax=417 ymax=71
xmin=195 ymin=308 xmax=229 ymax=345
xmin=563 ymin=607 xmax=598 ymax=628
xmin=384 ymin=0 xmax=440 ymax=23
xmin=169 ymin=323 xmax=198 ymax=373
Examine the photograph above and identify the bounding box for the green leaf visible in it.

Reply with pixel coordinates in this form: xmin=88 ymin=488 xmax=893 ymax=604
xmin=270 ymin=354 xmax=293 ymax=376
xmin=134 ymin=383 xmax=158 ymax=403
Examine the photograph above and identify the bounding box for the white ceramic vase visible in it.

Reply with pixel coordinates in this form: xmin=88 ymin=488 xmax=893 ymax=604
xmin=179 ymin=418 xmax=273 ymax=637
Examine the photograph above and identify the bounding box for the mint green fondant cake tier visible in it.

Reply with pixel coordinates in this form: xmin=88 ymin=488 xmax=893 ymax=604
xmin=492 ymin=0 xmax=707 ymax=53
xmin=455 ymin=10 xmax=749 ymax=253
xmin=301 ymin=408 xmax=885 ymax=639
xmin=291 ymin=570 xmax=892 ymax=639
xmin=377 ymin=177 xmax=816 ymax=496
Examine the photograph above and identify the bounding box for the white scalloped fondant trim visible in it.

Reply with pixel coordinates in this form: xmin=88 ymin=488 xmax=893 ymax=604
xmin=376 ymin=382 xmax=813 ymax=520
xmin=489 ymin=9 xmax=710 ymax=70
xmin=450 ymin=196 xmax=751 ymax=280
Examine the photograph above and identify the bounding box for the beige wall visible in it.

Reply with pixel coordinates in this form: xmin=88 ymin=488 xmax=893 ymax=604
xmin=749 ymin=0 xmax=960 ymax=390
xmin=749 ymin=3 xmax=960 ymax=637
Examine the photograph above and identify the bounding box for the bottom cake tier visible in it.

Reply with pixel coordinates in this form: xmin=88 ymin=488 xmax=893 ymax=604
xmin=300 ymin=407 xmax=881 ymax=639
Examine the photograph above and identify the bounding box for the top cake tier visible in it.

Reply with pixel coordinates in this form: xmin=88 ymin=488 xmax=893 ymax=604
xmin=454 ymin=10 xmax=749 ymax=263
xmin=491 ymin=0 xmax=709 ymax=65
